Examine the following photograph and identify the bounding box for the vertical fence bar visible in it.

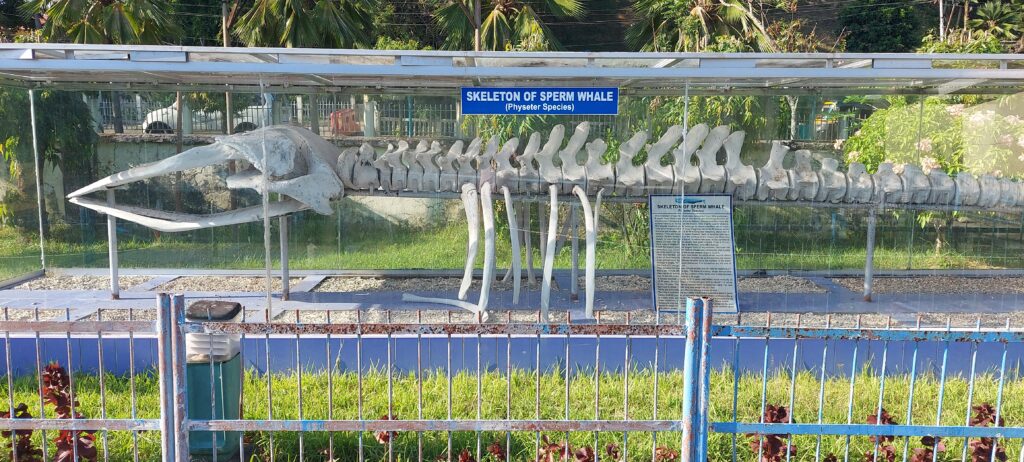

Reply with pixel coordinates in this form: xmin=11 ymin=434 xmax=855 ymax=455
xmin=32 ymin=307 xmax=49 ymax=461
xmin=961 ymin=318 xmax=982 ymax=462
xmin=4 ymin=307 xmax=17 ymax=462
xmin=785 ymin=314 xmax=801 ymax=462
xmin=156 ymin=294 xmax=176 ymax=462
xmin=844 ymin=315 xmax=862 ymax=462
xmin=900 ymin=317 xmax=922 ymax=462
xmin=595 ymin=311 xmax=602 ymax=462
xmin=814 ymin=315 xmax=832 ymax=462
xmin=989 ymin=319 xmax=1010 ymax=462
xmin=172 ymin=294 xmax=189 ymax=460
xmin=932 ymin=317 xmax=952 ymax=462
xmin=357 ymin=309 xmax=365 ymax=462
xmin=64 ymin=307 xmax=78 ymax=462
xmin=418 ymin=310 xmax=425 ymax=462
xmin=757 ymin=313 xmax=772 ymax=462
xmin=870 ymin=317 xmax=893 ymax=462
xmin=624 ymin=312 xmax=632 ymax=461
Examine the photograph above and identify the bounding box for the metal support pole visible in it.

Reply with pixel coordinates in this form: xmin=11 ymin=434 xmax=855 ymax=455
xmin=107 ymin=190 xmax=119 ymax=299
xmin=171 ymin=294 xmax=189 ymax=460
xmin=695 ymin=298 xmax=713 ymax=462
xmin=474 ymin=0 xmax=482 ymax=52
xmin=308 ymin=94 xmax=321 ymax=135
xmin=156 ymin=294 xmax=176 ymax=462
xmin=680 ymin=298 xmax=700 ymax=462
xmin=406 ymin=95 xmax=414 ymax=137
xmin=570 ymin=205 xmax=579 ymax=301
xmin=362 ymin=96 xmax=376 ymax=137
xmin=28 ymin=89 xmax=46 ymax=270
xmin=864 ymin=208 xmax=877 ymax=302
xmin=280 ymin=215 xmax=290 ymax=300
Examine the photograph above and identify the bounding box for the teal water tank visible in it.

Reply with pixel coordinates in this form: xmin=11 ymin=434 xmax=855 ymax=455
xmin=185 ymin=301 xmax=243 ymax=459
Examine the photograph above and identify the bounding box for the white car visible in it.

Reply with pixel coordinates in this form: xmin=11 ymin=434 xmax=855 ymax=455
xmin=142 ymin=95 xmax=281 ymax=134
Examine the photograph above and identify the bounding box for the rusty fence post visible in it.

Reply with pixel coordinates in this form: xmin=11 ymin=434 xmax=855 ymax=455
xmin=172 ymin=294 xmax=190 ymax=460
xmin=695 ymin=298 xmax=713 ymax=462
xmin=156 ymin=294 xmax=176 ymax=461
xmin=680 ymin=298 xmax=701 ymax=462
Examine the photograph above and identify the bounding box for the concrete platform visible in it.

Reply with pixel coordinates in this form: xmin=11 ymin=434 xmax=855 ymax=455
xmin=3 ymin=269 xmax=1024 ymax=321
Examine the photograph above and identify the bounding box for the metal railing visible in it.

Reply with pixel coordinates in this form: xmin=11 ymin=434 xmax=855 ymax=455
xmin=2 ymin=295 xmax=1024 ymax=461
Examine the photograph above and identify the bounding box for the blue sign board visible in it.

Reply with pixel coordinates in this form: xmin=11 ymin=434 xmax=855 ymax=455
xmin=461 ymin=87 xmax=619 ymax=115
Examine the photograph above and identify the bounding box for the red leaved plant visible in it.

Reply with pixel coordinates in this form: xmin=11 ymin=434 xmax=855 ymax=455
xmin=654 ymin=446 xmax=679 ymax=462
xmin=487 ymin=441 xmax=506 ymax=462
xmin=968 ymin=404 xmax=1006 ymax=462
xmin=458 ymin=448 xmax=476 ymax=462
xmin=605 ymin=443 xmax=621 ymax=462
xmin=373 ymin=414 xmax=394 ymax=445
xmin=2 ymin=362 xmax=94 ymax=462
xmin=910 ymin=436 xmax=946 ymax=462
xmin=42 ymin=363 xmax=96 ymax=462
xmin=537 ymin=435 xmax=567 ymax=462
xmin=747 ymin=404 xmax=796 ymax=462
xmin=573 ymin=445 xmax=595 ymax=462
xmin=864 ymin=408 xmax=897 ymax=462
xmin=0 ymin=403 xmax=43 ymax=461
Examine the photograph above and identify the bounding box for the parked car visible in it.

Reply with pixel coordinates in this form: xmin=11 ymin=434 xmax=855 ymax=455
xmin=142 ymin=94 xmax=282 ymax=134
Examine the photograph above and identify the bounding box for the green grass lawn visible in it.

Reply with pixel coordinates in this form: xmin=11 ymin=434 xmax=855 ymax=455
xmin=1 ymin=368 xmax=1020 ymax=461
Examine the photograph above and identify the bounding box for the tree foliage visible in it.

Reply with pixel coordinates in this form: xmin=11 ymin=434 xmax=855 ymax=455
xmin=841 ymin=0 xmax=925 ymax=52
xmin=432 ymin=0 xmax=584 ymax=51
xmin=626 ymin=0 xmax=772 ymax=51
xmin=22 ymin=0 xmax=178 ymax=44
xmin=234 ymin=0 xmax=376 ymax=48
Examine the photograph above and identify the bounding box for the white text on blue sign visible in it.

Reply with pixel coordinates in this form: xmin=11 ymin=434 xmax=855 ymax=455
xmin=461 ymin=87 xmax=619 ymax=115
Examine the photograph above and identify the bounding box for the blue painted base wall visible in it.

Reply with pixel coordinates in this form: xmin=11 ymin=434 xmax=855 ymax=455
xmin=2 ymin=337 xmax=1020 ymax=379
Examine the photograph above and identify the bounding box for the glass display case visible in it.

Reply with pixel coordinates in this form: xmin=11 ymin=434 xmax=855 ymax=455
xmin=1 ymin=48 xmax=1022 ymax=313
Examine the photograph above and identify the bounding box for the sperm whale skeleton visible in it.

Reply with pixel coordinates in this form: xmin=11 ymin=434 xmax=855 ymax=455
xmin=68 ymin=124 xmax=1024 ymax=321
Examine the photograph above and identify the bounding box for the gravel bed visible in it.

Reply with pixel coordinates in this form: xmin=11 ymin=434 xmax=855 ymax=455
xmin=15 ymin=275 xmax=151 ymax=291
xmin=831 ymin=276 xmax=1024 ymax=294
xmin=738 ymin=276 xmax=827 ymax=293
xmin=2 ymin=309 xmax=74 ymax=321
xmin=155 ymin=276 xmax=300 ymax=293
xmin=313 ymin=275 xmax=824 ymax=293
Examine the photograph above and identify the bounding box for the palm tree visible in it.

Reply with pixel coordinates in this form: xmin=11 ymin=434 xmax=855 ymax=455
xmin=433 ymin=0 xmax=584 ymax=51
xmin=21 ymin=0 xmax=178 ymax=133
xmin=626 ymin=0 xmax=772 ymax=52
xmin=22 ymin=0 xmax=177 ymax=44
xmin=234 ymin=0 xmax=376 ymax=48
xmin=969 ymin=1 xmax=1021 ymax=41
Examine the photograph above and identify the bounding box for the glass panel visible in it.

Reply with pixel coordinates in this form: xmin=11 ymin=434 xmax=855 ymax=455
xmin=0 ymin=89 xmax=47 ymax=283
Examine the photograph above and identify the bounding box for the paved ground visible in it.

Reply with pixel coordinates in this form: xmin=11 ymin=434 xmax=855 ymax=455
xmin=3 ymin=269 xmax=1024 ymax=325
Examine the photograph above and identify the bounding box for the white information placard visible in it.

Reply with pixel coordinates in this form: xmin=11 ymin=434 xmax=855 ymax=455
xmin=648 ymin=194 xmax=738 ymax=313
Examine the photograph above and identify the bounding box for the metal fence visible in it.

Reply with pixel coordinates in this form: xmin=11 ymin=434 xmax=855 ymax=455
xmin=2 ymin=295 xmax=1024 ymax=461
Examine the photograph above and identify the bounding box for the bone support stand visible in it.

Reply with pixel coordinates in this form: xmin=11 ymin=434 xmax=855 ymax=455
xmin=572 ymin=186 xmax=600 ymax=319
xmin=459 ymin=184 xmax=480 ymax=301
xmin=478 ymin=183 xmax=496 ymax=317
xmin=522 ymin=203 xmax=535 ymax=285
xmin=541 ymin=185 xmax=559 ymax=319
xmin=570 ymin=205 xmax=579 ymax=301
xmin=502 ymin=187 xmax=522 ymax=304
xmin=280 ymin=214 xmax=290 ymax=301
xmin=864 ymin=208 xmax=877 ymax=302
xmin=501 ymin=200 xmax=514 ymax=283
xmin=107 ymin=189 xmax=119 ymax=299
